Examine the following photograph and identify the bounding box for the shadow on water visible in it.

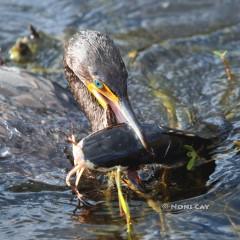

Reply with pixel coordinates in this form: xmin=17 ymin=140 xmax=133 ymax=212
xmin=144 ymin=162 xmax=217 ymax=202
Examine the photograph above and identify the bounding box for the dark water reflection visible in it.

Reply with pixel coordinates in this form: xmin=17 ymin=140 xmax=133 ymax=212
xmin=1 ymin=0 xmax=240 ymax=239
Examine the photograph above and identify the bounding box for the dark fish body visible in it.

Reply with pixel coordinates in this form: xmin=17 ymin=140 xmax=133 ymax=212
xmin=79 ymin=123 xmax=220 ymax=171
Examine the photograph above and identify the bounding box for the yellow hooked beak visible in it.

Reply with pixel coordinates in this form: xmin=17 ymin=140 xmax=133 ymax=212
xmin=87 ymin=81 xmax=118 ymax=109
xmin=87 ymin=81 xmax=151 ymax=152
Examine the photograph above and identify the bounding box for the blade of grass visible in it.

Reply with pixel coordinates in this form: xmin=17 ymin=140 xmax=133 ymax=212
xmin=115 ymin=167 xmax=132 ymax=234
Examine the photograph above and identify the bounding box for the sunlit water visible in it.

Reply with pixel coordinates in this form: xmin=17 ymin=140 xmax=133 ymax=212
xmin=0 ymin=0 xmax=240 ymax=239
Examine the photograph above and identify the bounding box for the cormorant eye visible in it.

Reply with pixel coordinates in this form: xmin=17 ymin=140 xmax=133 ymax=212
xmin=94 ymin=79 xmax=103 ymax=89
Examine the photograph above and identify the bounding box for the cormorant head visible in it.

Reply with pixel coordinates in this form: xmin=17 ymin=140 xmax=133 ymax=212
xmin=64 ymin=30 xmax=150 ymax=152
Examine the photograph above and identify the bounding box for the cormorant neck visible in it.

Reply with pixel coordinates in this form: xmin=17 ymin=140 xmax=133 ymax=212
xmin=64 ymin=63 xmax=117 ymax=132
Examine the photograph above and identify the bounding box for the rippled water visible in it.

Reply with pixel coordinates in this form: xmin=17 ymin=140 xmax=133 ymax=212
xmin=1 ymin=0 xmax=240 ymax=239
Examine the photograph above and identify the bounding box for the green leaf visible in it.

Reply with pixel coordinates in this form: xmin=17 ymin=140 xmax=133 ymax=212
xmin=186 ymin=158 xmax=196 ymax=171
xmin=213 ymin=50 xmax=228 ymax=59
xmin=184 ymin=145 xmax=199 ymax=171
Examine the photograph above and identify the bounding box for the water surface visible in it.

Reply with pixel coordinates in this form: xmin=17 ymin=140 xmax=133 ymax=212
xmin=0 ymin=0 xmax=240 ymax=239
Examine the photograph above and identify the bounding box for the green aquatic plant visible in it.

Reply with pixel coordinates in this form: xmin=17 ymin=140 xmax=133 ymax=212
xmin=184 ymin=145 xmax=200 ymax=170
xmin=213 ymin=50 xmax=234 ymax=81
xmin=213 ymin=50 xmax=227 ymax=59
xmin=147 ymin=74 xmax=194 ymax=129
xmin=124 ymin=174 xmax=168 ymax=235
xmin=115 ymin=167 xmax=132 ymax=235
